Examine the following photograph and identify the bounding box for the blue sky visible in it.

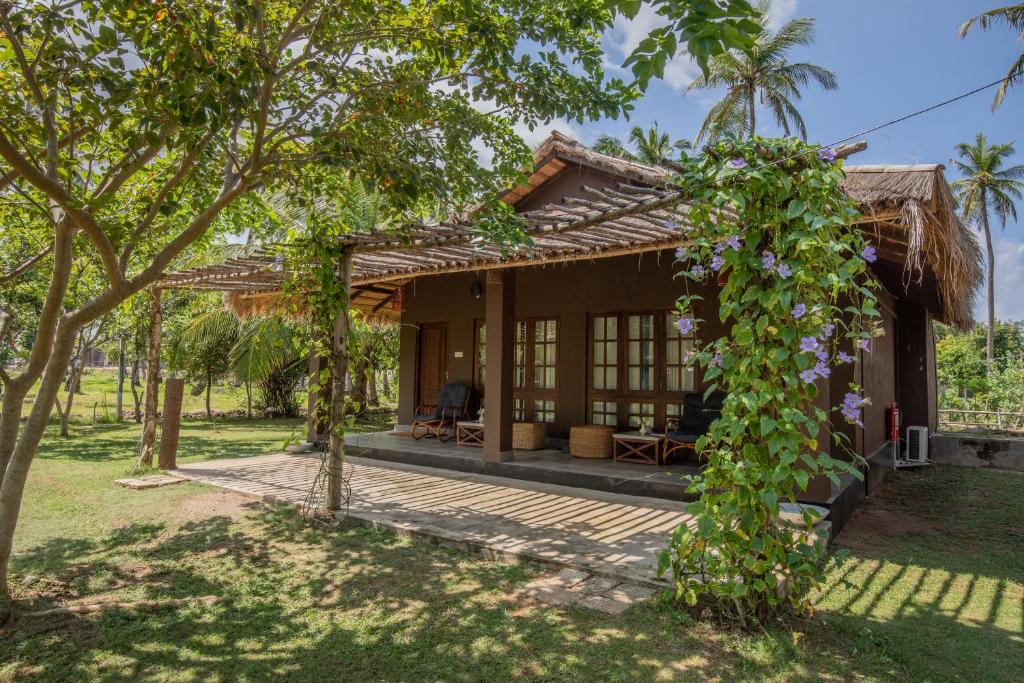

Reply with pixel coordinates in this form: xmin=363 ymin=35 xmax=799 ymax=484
xmin=527 ymin=0 xmax=1024 ymax=322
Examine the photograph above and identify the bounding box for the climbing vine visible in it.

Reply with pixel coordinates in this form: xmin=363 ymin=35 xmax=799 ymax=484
xmin=661 ymin=137 xmax=881 ymax=622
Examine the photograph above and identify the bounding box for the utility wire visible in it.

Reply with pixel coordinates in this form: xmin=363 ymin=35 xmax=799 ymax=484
xmin=689 ymin=67 xmax=1024 ymax=185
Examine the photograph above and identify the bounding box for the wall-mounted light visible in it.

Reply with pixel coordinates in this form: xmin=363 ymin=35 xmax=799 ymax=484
xmin=470 ymin=280 xmax=483 ymax=299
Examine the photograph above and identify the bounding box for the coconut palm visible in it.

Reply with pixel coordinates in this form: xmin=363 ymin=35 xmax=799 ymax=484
xmin=628 ymin=125 xmax=692 ymax=165
xmin=591 ymin=124 xmax=691 ymax=165
xmin=592 ymin=134 xmax=636 ymax=161
xmin=686 ymin=0 xmax=837 ymax=144
xmin=958 ymin=4 xmax=1024 ymax=110
xmin=951 ymin=133 xmax=1024 ymax=370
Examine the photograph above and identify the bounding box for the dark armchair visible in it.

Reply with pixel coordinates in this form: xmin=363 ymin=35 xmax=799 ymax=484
xmin=411 ymin=383 xmax=471 ymax=442
xmin=664 ymin=391 xmax=726 ymax=464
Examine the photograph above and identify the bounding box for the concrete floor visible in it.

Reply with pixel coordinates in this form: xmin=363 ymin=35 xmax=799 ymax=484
xmin=174 ymin=451 xmax=695 ymax=586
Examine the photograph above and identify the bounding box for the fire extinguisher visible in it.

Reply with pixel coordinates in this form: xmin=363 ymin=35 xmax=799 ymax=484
xmin=889 ymin=402 xmax=901 ymax=444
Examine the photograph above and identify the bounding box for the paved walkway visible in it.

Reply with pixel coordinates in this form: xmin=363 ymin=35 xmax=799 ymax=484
xmin=174 ymin=452 xmax=694 ymax=586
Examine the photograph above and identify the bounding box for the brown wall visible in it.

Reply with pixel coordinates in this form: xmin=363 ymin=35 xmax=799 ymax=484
xmin=861 ymin=290 xmax=898 ymax=457
xmin=397 ymin=250 xmax=726 ymax=435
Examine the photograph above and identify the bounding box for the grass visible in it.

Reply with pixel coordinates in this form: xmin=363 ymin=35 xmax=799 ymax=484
xmin=1 ymin=420 xmax=1022 ymax=681
xmin=25 ymin=367 xmax=256 ymax=421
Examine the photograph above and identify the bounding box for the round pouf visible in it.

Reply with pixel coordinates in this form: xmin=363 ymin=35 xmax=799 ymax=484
xmin=569 ymin=425 xmax=615 ymax=459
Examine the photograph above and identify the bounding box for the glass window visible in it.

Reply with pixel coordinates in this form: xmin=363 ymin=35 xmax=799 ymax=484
xmin=592 ymin=315 xmax=618 ymax=391
xmin=665 ymin=312 xmax=696 ymax=393
xmin=591 ymin=400 xmax=618 ymax=426
xmin=627 ymin=402 xmax=655 ymax=428
xmin=533 ymin=399 xmax=556 ymax=423
xmin=533 ymin=319 xmax=557 ymax=390
xmin=627 ymin=314 xmax=655 ymax=391
xmin=514 ymin=321 xmax=527 ymax=389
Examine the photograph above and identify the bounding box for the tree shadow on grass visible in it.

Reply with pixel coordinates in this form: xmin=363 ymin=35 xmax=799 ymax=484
xmin=813 ymin=466 xmax=1024 ymax=682
xmin=0 ymin=502 xmax=910 ymax=683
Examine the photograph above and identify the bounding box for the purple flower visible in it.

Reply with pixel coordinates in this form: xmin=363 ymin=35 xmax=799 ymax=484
xmin=837 ymin=350 xmax=853 ymax=364
xmin=725 ymin=235 xmax=742 ymax=251
xmin=814 ymin=360 xmax=831 ymax=378
xmin=674 ymin=246 xmax=687 ymax=261
xmin=800 ymin=368 xmax=818 ymax=384
xmin=791 ymin=303 xmax=807 ymax=319
xmin=728 ymin=158 xmax=748 ymax=169
xmin=676 ymin=317 xmax=695 ymax=335
xmin=861 ymin=245 xmax=877 ymax=263
xmin=815 ymin=347 xmax=828 ymax=362
xmin=714 ymin=241 xmax=727 ymax=254
xmin=821 ymin=322 xmax=835 ymax=339
xmin=857 ymin=338 xmax=871 ymax=352
xmin=800 ymin=337 xmax=820 ymax=353
xmin=710 ymin=254 xmax=725 ymax=271
xmin=817 ymin=147 xmax=838 ymax=163
xmin=691 ymin=264 xmax=705 ymax=277
xmin=762 ymin=252 xmax=776 ymax=271
xmin=708 ymin=351 xmax=722 ymax=368
xmin=776 ymin=262 xmax=792 ymax=279
xmin=666 ymin=220 xmax=680 ymax=230
xmin=840 ymin=392 xmax=869 ymax=426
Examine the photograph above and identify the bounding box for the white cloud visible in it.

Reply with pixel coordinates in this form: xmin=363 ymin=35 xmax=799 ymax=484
xmin=976 ymin=236 xmax=1024 ymax=322
xmin=764 ymin=0 xmax=799 ymax=32
xmin=603 ymin=5 xmax=700 ymax=91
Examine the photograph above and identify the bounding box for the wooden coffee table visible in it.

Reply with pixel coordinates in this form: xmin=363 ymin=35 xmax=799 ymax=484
xmin=456 ymin=421 xmax=484 ymax=448
xmin=612 ymin=431 xmax=666 ymax=465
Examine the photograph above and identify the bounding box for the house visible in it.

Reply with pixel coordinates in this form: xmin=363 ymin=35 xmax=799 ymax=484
xmin=159 ymin=132 xmax=981 ymax=529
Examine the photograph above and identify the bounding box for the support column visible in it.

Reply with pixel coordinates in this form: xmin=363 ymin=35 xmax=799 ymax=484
xmin=136 ymin=287 xmax=161 ymax=468
xmin=158 ymin=377 xmax=184 ymax=470
xmin=484 ymin=269 xmax=515 ymax=463
xmin=327 ymin=248 xmax=353 ymax=511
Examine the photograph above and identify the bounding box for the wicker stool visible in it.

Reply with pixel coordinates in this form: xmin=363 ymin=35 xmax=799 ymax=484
xmin=513 ymin=422 xmax=547 ymax=450
xmin=570 ymin=425 xmax=615 ymax=459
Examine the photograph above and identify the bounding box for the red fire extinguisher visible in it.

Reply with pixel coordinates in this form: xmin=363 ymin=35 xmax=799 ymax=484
xmin=888 ymin=403 xmax=901 ymax=443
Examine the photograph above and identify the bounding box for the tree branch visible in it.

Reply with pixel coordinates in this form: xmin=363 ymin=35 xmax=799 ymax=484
xmin=0 ymin=245 xmax=53 ymax=286
xmin=0 ymin=129 xmax=124 ymax=291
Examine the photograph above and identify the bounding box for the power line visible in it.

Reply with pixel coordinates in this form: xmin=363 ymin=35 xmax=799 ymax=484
xmin=699 ymin=67 xmax=1024 ymax=183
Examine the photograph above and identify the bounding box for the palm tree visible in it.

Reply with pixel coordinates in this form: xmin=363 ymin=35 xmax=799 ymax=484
xmin=591 ymin=124 xmax=690 ymax=165
xmin=951 ymin=134 xmax=1024 ymax=370
xmin=686 ymin=0 xmax=837 ymax=144
xmin=628 ymin=125 xmax=692 ymax=165
xmin=958 ymin=5 xmax=1024 ymax=110
xmin=592 ymin=134 xmax=636 ymax=161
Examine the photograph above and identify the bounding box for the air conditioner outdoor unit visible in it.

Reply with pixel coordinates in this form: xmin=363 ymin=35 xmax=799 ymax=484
xmin=904 ymin=426 xmax=929 ymax=463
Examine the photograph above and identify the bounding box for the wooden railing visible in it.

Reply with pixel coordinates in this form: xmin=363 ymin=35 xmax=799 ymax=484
xmin=938 ymin=408 xmax=1024 ymax=433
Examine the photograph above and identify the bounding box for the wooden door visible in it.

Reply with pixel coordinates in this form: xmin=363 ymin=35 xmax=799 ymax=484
xmin=417 ymin=323 xmax=448 ymax=408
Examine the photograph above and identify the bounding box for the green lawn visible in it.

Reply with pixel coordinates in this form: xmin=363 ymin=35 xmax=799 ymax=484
xmin=1 ymin=420 xmax=1021 ymax=681
xmin=25 ymin=367 xmax=255 ymax=421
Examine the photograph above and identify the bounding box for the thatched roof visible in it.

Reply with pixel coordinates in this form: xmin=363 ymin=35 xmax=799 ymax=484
xmin=160 ymin=132 xmax=981 ymax=330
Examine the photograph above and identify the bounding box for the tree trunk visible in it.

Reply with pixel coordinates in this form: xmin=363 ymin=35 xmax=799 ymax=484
xmin=367 ymin=366 xmax=378 ymax=407
xmin=327 ymin=249 xmax=353 ymax=512
xmin=981 ymin=191 xmax=995 ymax=374
xmin=350 ymin=361 xmax=368 ymax=414
xmin=0 ymin=316 xmax=80 ymax=599
xmin=116 ymin=337 xmax=125 ymax=422
xmin=245 ymin=379 xmax=252 ymax=419
xmin=205 ymin=367 xmax=212 ymax=418
xmin=130 ymin=357 xmax=142 ymax=423
xmin=747 ymin=82 xmax=757 ymax=138
xmin=137 ymin=289 xmax=162 ymax=467
xmin=381 ymin=368 xmax=391 ymax=402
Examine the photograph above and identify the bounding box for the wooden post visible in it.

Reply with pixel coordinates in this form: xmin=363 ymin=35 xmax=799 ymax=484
xmin=327 ymin=248 xmax=353 ymax=511
xmin=483 ymin=269 xmax=515 ymax=463
xmin=158 ymin=377 xmax=184 ymax=470
xmin=136 ymin=288 xmax=162 ymax=467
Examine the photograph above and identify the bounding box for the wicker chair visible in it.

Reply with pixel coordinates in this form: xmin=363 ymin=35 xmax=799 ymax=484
xmin=411 ymin=383 xmax=471 ymax=442
xmin=664 ymin=391 xmax=726 ymax=463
